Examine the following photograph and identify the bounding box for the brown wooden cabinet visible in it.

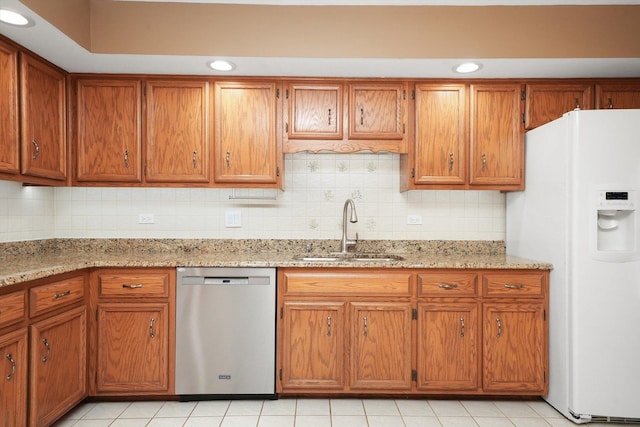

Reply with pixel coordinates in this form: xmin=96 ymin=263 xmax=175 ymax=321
xmin=469 ymin=83 xmax=524 ymax=190
xmin=0 ymin=39 xmax=19 ymax=177
xmin=596 ymin=83 xmax=640 ymax=109
xmin=285 ymin=82 xmax=343 ymax=141
xmin=524 ymin=83 xmax=593 ymax=129
xmin=74 ymin=77 xmax=143 ymax=183
xmin=29 ymin=306 xmax=86 ymax=427
xmin=90 ymin=268 xmax=174 ymax=395
xmin=0 ymin=328 xmax=28 ymax=427
xmin=145 ymin=80 xmax=211 ymax=183
xmin=348 ymin=83 xmax=406 ymax=142
xmin=19 ymin=53 xmax=67 ymax=183
xmin=214 ymin=81 xmax=282 ymax=187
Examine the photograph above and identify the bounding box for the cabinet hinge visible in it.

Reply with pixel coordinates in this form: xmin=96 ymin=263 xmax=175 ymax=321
xmin=411 ymin=168 xmax=415 ymax=178
xmin=276 ymin=88 xmax=280 ymax=99
xmin=411 ymin=89 xmax=415 ymax=100
xmin=285 ymin=89 xmax=289 ymax=99
xmin=285 ymin=122 xmax=289 ymax=133
xmin=521 ymin=90 xmax=526 ymax=101
xmin=279 ymin=368 xmax=283 ymax=381
xmin=96 ymin=309 xmax=98 ymax=321
xmin=543 ymin=309 xmax=546 ymax=321
xmin=276 ymin=167 xmax=280 ymax=177
xmin=411 ymin=370 xmax=417 ymax=382
xmin=143 ymin=85 xmax=147 ymax=97
xmin=280 ymin=307 xmax=283 ymax=319
xmin=403 ymin=90 xmax=406 ymax=100
xmin=522 ymin=113 xmax=526 ymax=124
xmin=403 ymin=123 xmax=406 ymax=134
xmin=412 ymin=308 xmax=418 ymax=320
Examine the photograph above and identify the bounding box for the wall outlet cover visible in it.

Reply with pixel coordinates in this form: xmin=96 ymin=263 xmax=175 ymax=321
xmin=138 ymin=213 xmax=155 ymax=224
xmin=407 ymin=214 xmax=423 ymax=225
xmin=225 ymin=210 xmax=242 ymax=227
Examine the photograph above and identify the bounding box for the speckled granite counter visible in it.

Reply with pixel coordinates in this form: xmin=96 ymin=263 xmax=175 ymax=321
xmin=0 ymin=238 xmax=552 ymax=288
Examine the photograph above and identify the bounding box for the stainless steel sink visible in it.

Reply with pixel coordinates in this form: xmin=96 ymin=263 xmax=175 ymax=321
xmin=294 ymin=253 xmax=404 ymax=262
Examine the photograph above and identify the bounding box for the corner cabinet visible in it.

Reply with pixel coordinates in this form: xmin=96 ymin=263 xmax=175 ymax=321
xmin=19 ymin=53 xmax=67 ymax=184
xmin=278 ymin=267 xmax=548 ymax=396
xmin=524 ymin=83 xmax=593 ymax=130
xmin=595 ymin=82 xmax=640 ymax=110
xmin=214 ymin=81 xmax=282 ymax=187
xmin=0 ymin=39 xmax=19 ymax=176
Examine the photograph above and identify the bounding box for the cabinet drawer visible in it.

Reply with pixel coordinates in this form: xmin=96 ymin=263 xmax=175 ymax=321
xmin=282 ymin=270 xmax=412 ymax=296
xmin=0 ymin=290 xmax=26 ymax=328
xmin=30 ymin=275 xmax=86 ymax=317
xmin=418 ymin=272 xmax=478 ymax=297
xmin=482 ymin=272 xmax=545 ymax=298
xmin=98 ymin=272 xmax=170 ymax=298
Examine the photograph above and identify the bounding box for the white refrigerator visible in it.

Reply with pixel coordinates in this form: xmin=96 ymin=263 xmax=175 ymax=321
xmin=506 ymin=109 xmax=640 ymax=423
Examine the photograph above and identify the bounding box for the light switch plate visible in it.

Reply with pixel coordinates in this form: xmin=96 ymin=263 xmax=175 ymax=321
xmin=225 ymin=210 xmax=242 ymax=227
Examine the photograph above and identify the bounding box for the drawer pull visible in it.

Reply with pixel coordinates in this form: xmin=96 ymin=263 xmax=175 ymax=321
xmin=122 ymin=283 xmax=144 ymax=289
xmin=504 ymin=284 xmax=525 ymax=289
xmin=41 ymin=338 xmax=51 ymax=363
xmin=438 ymin=283 xmax=459 ymax=290
xmin=460 ymin=317 xmax=465 ymax=338
xmin=496 ymin=317 xmax=503 ymax=338
xmin=53 ymin=289 xmax=71 ymax=299
xmin=31 ymin=139 xmax=40 ymax=160
xmin=327 ymin=316 xmax=332 ymax=337
xmin=149 ymin=317 xmax=156 ymax=338
xmin=363 ymin=316 xmax=368 ymax=337
xmin=6 ymin=353 xmax=15 ymax=381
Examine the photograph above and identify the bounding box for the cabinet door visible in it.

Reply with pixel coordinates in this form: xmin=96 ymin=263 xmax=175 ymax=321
xmin=280 ymin=301 xmax=346 ymax=390
xmin=525 ymin=83 xmax=593 ymax=129
xmin=350 ymin=302 xmax=412 ymax=390
xmin=0 ymin=328 xmax=28 ymax=427
xmin=286 ymin=82 xmax=343 ymax=140
xmin=20 ymin=53 xmax=67 ymax=181
xmin=96 ymin=303 xmax=169 ymax=393
xmin=349 ymin=83 xmax=404 ymax=140
xmin=0 ymin=40 xmax=19 ymax=175
xmin=483 ymin=303 xmax=547 ymax=393
xmin=413 ymin=84 xmax=466 ymax=185
xmin=75 ymin=78 xmax=142 ymax=182
xmin=596 ymin=83 xmax=640 ymax=109
xmin=145 ymin=80 xmax=210 ymax=183
xmin=417 ymin=303 xmax=479 ymax=391
xmin=214 ymin=81 xmax=281 ymax=185
xmin=469 ymin=84 xmax=524 ymax=189
xmin=29 ymin=306 xmax=86 ymax=427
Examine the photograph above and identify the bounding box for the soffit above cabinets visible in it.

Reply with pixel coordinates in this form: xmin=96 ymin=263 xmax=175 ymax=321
xmin=1 ymin=0 xmax=639 ymax=78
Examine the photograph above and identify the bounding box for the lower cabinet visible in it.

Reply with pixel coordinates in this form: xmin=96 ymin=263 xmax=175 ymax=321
xmin=0 ymin=327 xmax=28 ymax=427
xmin=29 ymin=306 xmax=86 ymax=427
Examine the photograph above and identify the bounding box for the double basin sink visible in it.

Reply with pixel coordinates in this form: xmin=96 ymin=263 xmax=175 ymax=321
xmin=294 ymin=253 xmax=405 ymax=263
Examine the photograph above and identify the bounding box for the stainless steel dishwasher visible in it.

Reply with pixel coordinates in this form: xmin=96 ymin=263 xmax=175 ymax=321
xmin=175 ymin=267 xmax=276 ymax=399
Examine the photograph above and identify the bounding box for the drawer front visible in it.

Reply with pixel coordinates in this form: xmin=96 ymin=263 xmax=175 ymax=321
xmin=418 ymin=272 xmax=478 ymax=297
xmin=483 ymin=272 xmax=545 ymax=298
xmin=282 ymin=270 xmax=412 ymax=296
xmin=0 ymin=290 xmax=26 ymax=328
xmin=30 ymin=275 xmax=86 ymax=317
xmin=98 ymin=272 xmax=170 ymax=298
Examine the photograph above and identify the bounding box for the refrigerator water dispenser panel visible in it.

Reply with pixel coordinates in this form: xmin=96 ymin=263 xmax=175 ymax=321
xmin=594 ymin=190 xmax=637 ymax=259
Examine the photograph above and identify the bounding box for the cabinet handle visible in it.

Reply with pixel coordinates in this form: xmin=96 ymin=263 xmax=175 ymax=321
xmin=460 ymin=317 xmax=465 ymax=338
xmin=360 ymin=107 xmax=364 ymax=126
xmin=504 ymin=283 xmax=525 ymax=289
xmin=149 ymin=317 xmax=156 ymax=338
xmin=496 ymin=317 xmax=502 ymax=338
xmin=53 ymin=289 xmax=71 ymax=299
xmin=6 ymin=353 xmax=15 ymax=381
xmin=449 ymin=153 xmax=454 ymax=172
xmin=41 ymin=338 xmax=51 ymax=363
xmin=124 ymin=149 xmax=130 ymax=169
xmin=327 ymin=316 xmax=332 ymax=337
xmin=608 ymin=97 xmax=614 ymax=109
xmin=31 ymin=139 xmax=40 ymax=160
xmin=438 ymin=283 xmax=458 ymax=290
xmin=192 ymin=150 xmax=198 ymax=169
xmin=363 ymin=316 xmax=368 ymax=337
xmin=328 ymin=108 xmax=332 ymax=126
xmin=574 ymin=97 xmax=581 ymax=109
xmin=481 ymin=153 xmax=487 ymax=172
xmin=122 ymin=283 xmax=143 ymax=289
xmin=225 ymin=150 xmax=231 ymax=170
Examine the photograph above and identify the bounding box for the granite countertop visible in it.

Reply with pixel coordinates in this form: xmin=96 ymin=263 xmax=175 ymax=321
xmin=0 ymin=238 xmax=553 ymax=288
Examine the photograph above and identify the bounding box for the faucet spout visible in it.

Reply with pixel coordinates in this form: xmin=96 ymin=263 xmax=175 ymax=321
xmin=339 ymin=199 xmax=359 ymax=254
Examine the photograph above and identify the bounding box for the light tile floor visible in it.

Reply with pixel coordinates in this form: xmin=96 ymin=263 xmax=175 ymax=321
xmin=53 ymin=398 xmax=631 ymax=427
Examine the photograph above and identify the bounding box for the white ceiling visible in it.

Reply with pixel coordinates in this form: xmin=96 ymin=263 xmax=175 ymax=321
xmin=1 ymin=0 xmax=640 ymax=78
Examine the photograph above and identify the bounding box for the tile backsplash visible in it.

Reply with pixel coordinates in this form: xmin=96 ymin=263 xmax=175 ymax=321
xmin=0 ymin=153 xmax=506 ymax=243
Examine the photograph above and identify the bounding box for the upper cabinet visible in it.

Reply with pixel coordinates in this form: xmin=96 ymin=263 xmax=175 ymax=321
xmin=74 ymin=77 xmax=143 ymax=183
xmin=214 ymin=81 xmax=282 ymax=187
xmin=595 ymin=82 xmax=640 ymax=109
xmin=284 ymin=80 xmax=407 ymax=154
xmin=0 ymin=40 xmax=19 ymax=177
xmin=524 ymin=83 xmax=593 ymax=130
xmin=145 ymin=80 xmax=211 ymax=184
xmin=20 ymin=53 xmax=67 ymax=183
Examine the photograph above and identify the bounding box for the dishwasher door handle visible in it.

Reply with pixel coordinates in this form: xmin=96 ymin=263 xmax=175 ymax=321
xmin=203 ymin=277 xmax=249 ymax=285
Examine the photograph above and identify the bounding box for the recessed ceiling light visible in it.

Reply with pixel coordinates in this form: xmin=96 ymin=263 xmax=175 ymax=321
xmin=454 ymin=62 xmax=481 ymax=74
xmin=208 ymin=60 xmax=235 ymax=72
xmin=0 ymin=9 xmax=31 ymax=26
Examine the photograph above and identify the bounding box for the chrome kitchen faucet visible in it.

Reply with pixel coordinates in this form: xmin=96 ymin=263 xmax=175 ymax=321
xmin=339 ymin=198 xmax=358 ymax=253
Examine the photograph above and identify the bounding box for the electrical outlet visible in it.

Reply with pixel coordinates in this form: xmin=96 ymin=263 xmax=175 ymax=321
xmin=138 ymin=213 xmax=155 ymax=224
xmin=407 ymin=214 xmax=423 ymax=225
xmin=225 ymin=210 xmax=242 ymax=228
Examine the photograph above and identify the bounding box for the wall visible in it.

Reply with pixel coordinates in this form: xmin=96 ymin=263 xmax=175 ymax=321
xmin=0 ymin=153 xmax=506 ymax=243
